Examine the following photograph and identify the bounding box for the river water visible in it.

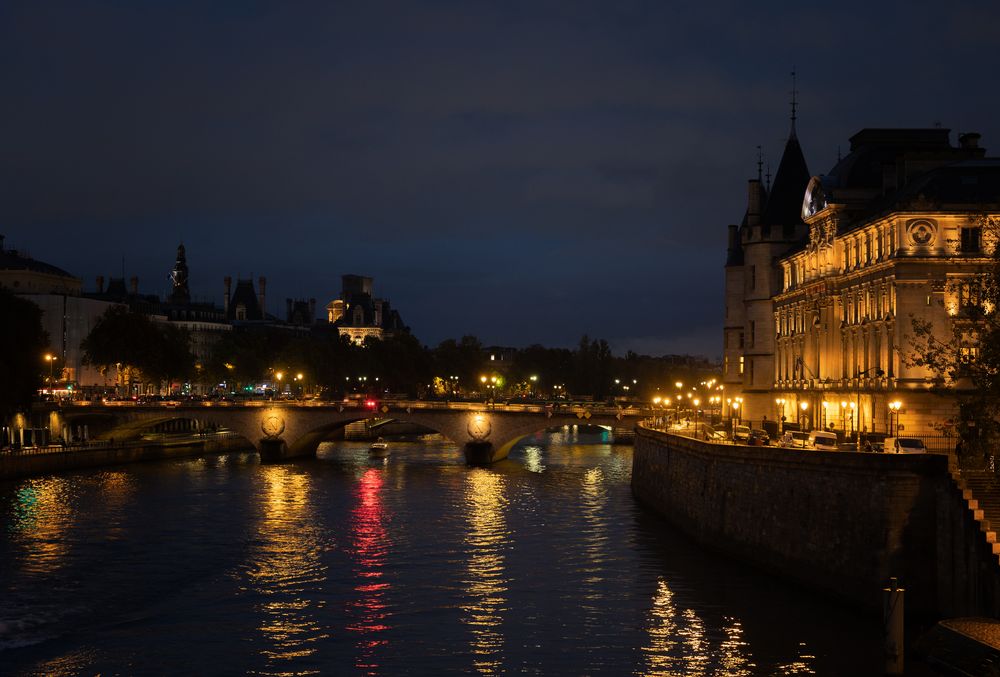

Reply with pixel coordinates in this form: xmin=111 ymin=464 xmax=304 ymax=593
xmin=1 ymin=428 xmax=882 ymax=675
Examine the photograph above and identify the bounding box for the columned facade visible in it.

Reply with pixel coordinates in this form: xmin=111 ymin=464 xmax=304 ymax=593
xmin=727 ymin=126 xmax=999 ymax=449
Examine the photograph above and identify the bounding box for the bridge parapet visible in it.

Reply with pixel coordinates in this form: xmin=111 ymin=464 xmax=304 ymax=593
xmin=44 ymin=401 xmax=647 ymax=463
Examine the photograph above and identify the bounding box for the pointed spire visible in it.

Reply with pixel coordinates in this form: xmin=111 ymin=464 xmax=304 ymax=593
xmin=765 ymin=163 xmax=772 ymax=192
xmin=789 ymin=68 xmax=799 ymax=138
xmin=756 ymin=145 xmax=764 ymax=181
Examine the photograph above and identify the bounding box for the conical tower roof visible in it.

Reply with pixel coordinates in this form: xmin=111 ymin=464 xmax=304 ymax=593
xmin=760 ymin=132 xmax=810 ymax=227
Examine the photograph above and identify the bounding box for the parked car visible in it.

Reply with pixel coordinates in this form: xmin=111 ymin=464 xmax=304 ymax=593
xmin=747 ymin=429 xmax=770 ymax=446
xmin=807 ymin=431 xmax=839 ymax=451
xmin=733 ymin=425 xmax=751 ymax=443
xmin=883 ymin=437 xmax=927 ymax=454
xmin=779 ymin=431 xmax=810 ymax=448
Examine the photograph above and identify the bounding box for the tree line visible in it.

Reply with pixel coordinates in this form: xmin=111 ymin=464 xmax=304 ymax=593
xmin=75 ymin=307 xmax=716 ymax=402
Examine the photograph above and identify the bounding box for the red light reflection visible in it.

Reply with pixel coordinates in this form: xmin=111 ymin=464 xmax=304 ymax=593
xmin=347 ymin=467 xmax=392 ymax=674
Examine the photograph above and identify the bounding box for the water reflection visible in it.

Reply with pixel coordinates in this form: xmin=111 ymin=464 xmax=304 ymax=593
xmin=641 ymin=577 xmax=758 ymax=676
xmin=244 ymin=465 xmax=328 ymax=674
xmin=8 ymin=477 xmax=75 ymax=576
xmin=462 ymin=469 xmax=509 ymax=674
xmin=347 ymin=467 xmax=392 ymax=675
xmin=774 ymin=642 xmax=818 ymax=675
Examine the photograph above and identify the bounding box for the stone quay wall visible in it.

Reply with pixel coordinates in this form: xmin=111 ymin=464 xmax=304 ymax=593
xmin=633 ymin=426 xmax=1000 ymax=618
xmin=0 ymin=435 xmax=254 ymax=481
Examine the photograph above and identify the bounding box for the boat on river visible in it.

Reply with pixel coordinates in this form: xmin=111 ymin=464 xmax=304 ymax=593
xmin=369 ymin=438 xmax=389 ymax=458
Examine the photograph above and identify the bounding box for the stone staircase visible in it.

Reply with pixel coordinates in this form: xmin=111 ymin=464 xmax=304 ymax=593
xmin=953 ymin=466 xmax=1000 ymax=564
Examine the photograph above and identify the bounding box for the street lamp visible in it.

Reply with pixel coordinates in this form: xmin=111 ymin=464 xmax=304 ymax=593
xmin=44 ymin=353 xmax=58 ymax=394
xmin=775 ymin=398 xmax=786 ymax=434
xmin=693 ymin=398 xmax=701 ymax=436
xmin=799 ymin=400 xmax=809 ymax=431
xmin=888 ymin=400 xmax=902 ymax=436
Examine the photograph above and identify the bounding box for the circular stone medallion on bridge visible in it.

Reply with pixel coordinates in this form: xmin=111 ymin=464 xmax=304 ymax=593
xmin=261 ymin=414 xmax=285 ymax=438
xmin=467 ymin=413 xmax=492 ymax=441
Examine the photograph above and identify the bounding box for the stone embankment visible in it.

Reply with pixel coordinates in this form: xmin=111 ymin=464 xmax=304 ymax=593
xmin=632 ymin=425 xmax=1000 ymax=619
xmin=0 ymin=433 xmax=254 ymax=480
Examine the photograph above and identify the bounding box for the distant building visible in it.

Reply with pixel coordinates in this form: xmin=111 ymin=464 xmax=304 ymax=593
xmin=1 ymin=234 xmax=116 ymax=387
xmin=326 ymin=274 xmax=407 ymax=344
xmin=285 ymin=298 xmax=317 ymax=326
xmin=724 ymin=123 xmax=1000 ymax=448
xmin=0 ymin=235 xmax=82 ymax=295
xmin=89 ymin=246 xmax=233 ymax=391
xmin=224 ymin=276 xmax=267 ymax=322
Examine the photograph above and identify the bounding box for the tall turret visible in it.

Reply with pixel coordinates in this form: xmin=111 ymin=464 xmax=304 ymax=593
xmin=169 ymin=244 xmax=191 ymax=304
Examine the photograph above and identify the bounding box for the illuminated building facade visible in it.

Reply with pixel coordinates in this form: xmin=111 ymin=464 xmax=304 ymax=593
xmin=326 ymin=274 xmax=407 ymax=345
xmin=725 ymin=127 xmax=1000 ymax=448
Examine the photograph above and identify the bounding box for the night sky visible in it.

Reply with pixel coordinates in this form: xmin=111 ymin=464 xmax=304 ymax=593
xmin=4 ymin=1 xmax=999 ymax=357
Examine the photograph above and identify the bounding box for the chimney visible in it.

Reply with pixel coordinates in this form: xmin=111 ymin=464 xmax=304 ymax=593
xmin=308 ymin=298 xmax=316 ymax=322
xmin=747 ymin=179 xmax=763 ymax=226
xmin=286 ymin=298 xmax=293 ymax=322
xmin=958 ymin=132 xmax=981 ymax=149
xmin=96 ymin=276 xmax=105 ymax=293
xmin=224 ymin=276 xmax=232 ymax=313
xmin=129 ymin=276 xmax=138 ymax=295
xmin=258 ymin=276 xmax=266 ymax=314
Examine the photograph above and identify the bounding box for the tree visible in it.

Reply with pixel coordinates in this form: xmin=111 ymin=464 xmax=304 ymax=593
xmin=905 ymin=215 xmax=1000 ymax=467
xmin=0 ymin=289 xmax=48 ymax=417
xmin=81 ymin=306 xmax=196 ymax=392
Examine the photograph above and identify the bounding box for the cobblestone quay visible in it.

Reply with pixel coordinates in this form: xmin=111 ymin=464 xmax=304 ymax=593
xmin=632 ymin=425 xmax=1000 ymax=618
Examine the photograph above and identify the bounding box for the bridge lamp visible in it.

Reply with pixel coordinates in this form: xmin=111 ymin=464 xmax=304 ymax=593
xmin=480 ymin=375 xmax=487 ymax=383
xmin=675 ymin=382 xmax=683 ymax=389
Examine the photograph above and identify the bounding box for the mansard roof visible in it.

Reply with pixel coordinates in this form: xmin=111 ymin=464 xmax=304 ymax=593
xmin=227 ymin=279 xmax=263 ymax=321
xmin=849 ymin=159 xmax=1000 ymax=226
xmin=760 ymin=133 xmax=810 ymax=227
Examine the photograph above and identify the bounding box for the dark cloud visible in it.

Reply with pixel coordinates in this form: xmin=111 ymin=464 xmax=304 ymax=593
xmin=2 ymin=0 xmax=999 ymax=355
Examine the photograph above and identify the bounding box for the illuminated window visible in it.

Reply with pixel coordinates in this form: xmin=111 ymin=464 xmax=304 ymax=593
xmin=959 ymin=282 xmax=982 ymax=314
xmin=739 ymin=356 xmax=745 ymax=375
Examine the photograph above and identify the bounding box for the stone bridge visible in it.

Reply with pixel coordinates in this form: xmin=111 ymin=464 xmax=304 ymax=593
xmin=43 ymin=401 xmax=646 ymax=463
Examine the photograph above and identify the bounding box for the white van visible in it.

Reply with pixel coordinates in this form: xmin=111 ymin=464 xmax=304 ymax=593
xmin=807 ymin=431 xmax=839 ymax=451
xmin=883 ymin=437 xmax=927 ymax=454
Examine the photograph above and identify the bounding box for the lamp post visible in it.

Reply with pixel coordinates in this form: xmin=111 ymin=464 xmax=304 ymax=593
xmin=888 ymin=400 xmax=902 ymax=436
xmin=799 ymin=400 xmax=809 ymax=431
xmin=855 ymin=367 xmax=885 ymax=451
xmin=44 ymin=354 xmax=58 ymax=394
xmin=775 ymin=398 xmax=786 ymax=434
xmin=693 ymin=398 xmax=701 ymax=436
